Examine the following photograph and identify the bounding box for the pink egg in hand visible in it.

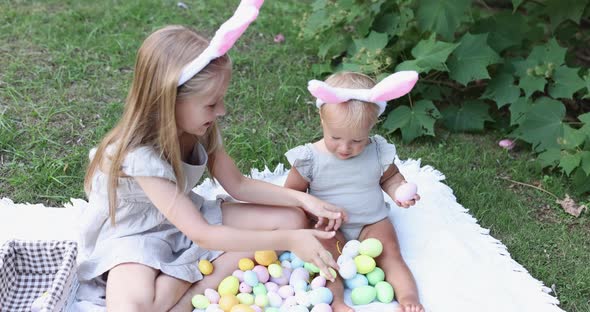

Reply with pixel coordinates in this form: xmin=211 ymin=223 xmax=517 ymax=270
xmin=394 ymin=182 xmax=417 ymax=202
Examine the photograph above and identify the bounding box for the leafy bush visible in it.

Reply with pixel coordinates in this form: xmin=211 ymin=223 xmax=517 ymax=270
xmin=299 ymin=0 xmax=590 ymax=193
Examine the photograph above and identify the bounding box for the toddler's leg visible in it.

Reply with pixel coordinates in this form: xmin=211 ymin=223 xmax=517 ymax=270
xmin=319 ymin=231 xmax=354 ymax=312
xmin=106 ymin=262 xmax=190 ymax=312
xmin=171 ymin=203 xmax=308 ymax=311
xmin=359 ymin=219 xmax=424 ymax=312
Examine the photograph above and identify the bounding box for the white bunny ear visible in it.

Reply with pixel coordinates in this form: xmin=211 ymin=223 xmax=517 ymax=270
xmin=307 ymin=80 xmax=349 ymax=107
xmin=369 ymin=71 xmax=419 ymax=102
xmin=178 ymin=0 xmax=264 ymax=86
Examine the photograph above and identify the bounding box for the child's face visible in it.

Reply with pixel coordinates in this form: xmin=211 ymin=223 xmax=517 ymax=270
xmin=321 ymin=120 xmax=371 ymax=160
xmin=175 ymin=90 xmax=226 ymax=136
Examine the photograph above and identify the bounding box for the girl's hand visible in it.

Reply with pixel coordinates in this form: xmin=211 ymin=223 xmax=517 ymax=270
xmin=290 ymin=229 xmax=339 ymax=281
xmin=301 ymin=195 xmax=348 ymax=231
xmin=394 ymin=193 xmax=421 ymax=208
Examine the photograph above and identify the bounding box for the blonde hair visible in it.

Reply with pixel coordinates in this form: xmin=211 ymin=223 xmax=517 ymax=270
xmin=319 ymin=72 xmax=380 ymax=129
xmin=84 ymin=25 xmax=231 ymax=225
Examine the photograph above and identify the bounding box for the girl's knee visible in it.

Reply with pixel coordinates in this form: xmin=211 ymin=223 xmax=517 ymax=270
xmin=279 ymin=207 xmax=307 ymax=229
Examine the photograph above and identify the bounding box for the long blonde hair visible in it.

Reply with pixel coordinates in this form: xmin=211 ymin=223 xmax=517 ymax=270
xmin=319 ymin=71 xmax=380 ymax=129
xmin=84 ymin=25 xmax=231 ymax=225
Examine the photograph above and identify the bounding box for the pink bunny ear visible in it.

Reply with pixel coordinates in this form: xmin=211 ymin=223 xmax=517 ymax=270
xmin=369 ymin=71 xmax=418 ymax=102
xmin=210 ymin=6 xmax=259 ymax=55
xmin=243 ymin=0 xmax=264 ymax=9
xmin=308 ymin=80 xmax=348 ymax=104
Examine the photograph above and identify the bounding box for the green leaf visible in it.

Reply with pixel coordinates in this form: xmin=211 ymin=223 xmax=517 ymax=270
xmin=481 ymin=73 xmax=521 ymax=108
xmin=537 ymin=148 xmax=561 ymax=168
xmin=512 ymin=0 xmax=524 ymax=11
xmin=581 ymin=151 xmax=590 ymax=175
xmin=543 ymin=0 xmax=588 ymax=30
xmin=396 ymin=34 xmax=459 ymax=73
xmin=352 ymin=31 xmax=388 ymax=54
xmin=578 ymin=112 xmax=590 ymax=124
xmin=560 ymin=125 xmax=587 ymax=149
xmin=472 ymin=12 xmax=527 ymax=52
xmin=559 ymin=151 xmax=582 ymax=176
xmin=519 ymin=75 xmax=547 ymax=98
xmin=512 ymin=97 xmax=565 ymax=151
xmin=548 ymin=66 xmax=586 ymax=99
xmin=382 ymin=100 xmax=441 ymax=142
xmin=508 ymin=97 xmax=532 ymax=126
xmin=447 ymin=33 xmax=502 ymax=85
xmin=416 ymin=0 xmax=471 ymax=40
xmin=572 ymin=168 xmax=590 ymax=193
xmin=441 ymin=100 xmax=493 ymax=132
xmin=528 ymin=38 xmax=567 ymax=68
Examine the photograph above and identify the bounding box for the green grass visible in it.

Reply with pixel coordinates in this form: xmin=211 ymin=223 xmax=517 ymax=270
xmin=0 ymin=0 xmax=589 ymax=310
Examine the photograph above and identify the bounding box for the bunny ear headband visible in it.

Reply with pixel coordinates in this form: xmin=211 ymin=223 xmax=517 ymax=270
xmin=177 ymin=0 xmax=264 ymax=86
xmin=307 ymin=70 xmax=419 ymax=116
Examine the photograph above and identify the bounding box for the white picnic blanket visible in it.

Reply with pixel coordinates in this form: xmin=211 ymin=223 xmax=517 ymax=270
xmin=0 ymin=159 xmax=565 ymax=312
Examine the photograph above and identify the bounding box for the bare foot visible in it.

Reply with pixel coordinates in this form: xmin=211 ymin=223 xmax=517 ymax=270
xmin=331 ymin=300 xmax=355 ymax=312
xmin=397 ymin=300 xmax=425 ymax=312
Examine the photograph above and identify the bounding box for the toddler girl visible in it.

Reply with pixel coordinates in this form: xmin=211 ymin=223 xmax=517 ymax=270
xmin=77 ymin=2 xmax=345 ymax=311
xmin=284 ymin=71 xmax=424 ymax=312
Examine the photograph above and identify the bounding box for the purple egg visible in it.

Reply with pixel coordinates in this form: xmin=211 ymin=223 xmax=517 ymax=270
xmin=252 ymin=265 xmax=270 ymax=283
xmin=204 ymin=288 xmax=220 ymax=304
xmin=239 ymin=282 xmax=252 ymax=293
xmin=232 ymin=269 xmax=244 ymax=282
xmin=265 ymin=281 xmax=279 ymax=293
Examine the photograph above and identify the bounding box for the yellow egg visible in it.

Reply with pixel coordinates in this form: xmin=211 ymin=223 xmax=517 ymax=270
xmin=218 ymin=276 xmax=240 ymax=296
xmin=218 ymin=294 xmax=240 ymax=311
xmin=198 ymin=259 xmax=214 ymax=275
xmin=230 ymin=304 xmax=255 ymax=312
xmin=254 ymin=250 xmax=278 ymax=266
xmin=354 ymin=255 xmax=376 ymax=274
xmin=238 ymin=258 xmax=255 ymax=271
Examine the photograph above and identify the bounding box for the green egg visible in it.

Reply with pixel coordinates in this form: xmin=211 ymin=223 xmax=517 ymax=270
xmin=236 ymin=293 xmax=254 ymax=305
xmin=375 ymin=281 xmax=394 ymax=303
xmin=304 ymin=262 xmax=320 ymax=273
xmin=359 ymin=238 xmax=383 ymax=258
xmin=253 ymin=283 xmax=267 ymax=296
xmin=191 ymin=294 xmax=209 ymax=309
xmin=351 ymin=285 xmax=377 ymax=305
xmin=319 ymin=268 xmax=338 ymax=280
xmin=366 ymin=267 xmax=385 ymax=286
xmin=354 ymin=255 xmax=376 ymax=274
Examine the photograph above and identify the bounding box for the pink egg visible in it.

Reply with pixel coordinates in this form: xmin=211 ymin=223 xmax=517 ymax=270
xmin=252 ymin=265 xmax=270 ymax=283
xmin=239 ymin=282 xmax=252 ymax=293
xmin=395 ymin=182 xmax=418 ymax=202
xmin=204 ymin=288 xmax=220 ymax=304
xmin=232 ymin=269 xmax=245 ymax=282
xmin=311 ymin=303 xmax=333 ymax=312
xmin=310 ymin=276 xmax=326 ymax=289
xmin=278 ymin=285 xmax=294 ymax=298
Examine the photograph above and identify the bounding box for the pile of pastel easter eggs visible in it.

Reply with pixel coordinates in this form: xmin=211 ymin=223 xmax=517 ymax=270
xmin=192 ymin=250 xmax=335 ymax=312
xmin=337 ymin=238 xmax=395 ymax=305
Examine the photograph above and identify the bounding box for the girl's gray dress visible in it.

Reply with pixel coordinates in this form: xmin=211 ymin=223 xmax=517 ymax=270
xmin=76 ymin=142 xmax=223 ymax=304
xmin=285 ymin=135 xmax=396 ymax=241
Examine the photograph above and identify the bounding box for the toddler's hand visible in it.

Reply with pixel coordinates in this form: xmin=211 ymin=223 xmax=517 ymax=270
xmin=395 ymin=194 xmax=420 ymax=208
xmin=290 ymin=229 xmax=339 ymax=281
xmin=302 ymin=195 xmax=348 ymax=231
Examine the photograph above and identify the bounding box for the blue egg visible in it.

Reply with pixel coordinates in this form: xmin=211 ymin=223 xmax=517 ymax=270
xmin=243 ymin=270 xmax=259 ymax=287
xmin=344 ymin=274 xmax=369 ymax=289
xmin=292 ymin=279 xmax=308 ymax=292
xmin=279 ymin=251 xmax=292 ymax=262
xmin=290 ymin=255 xmax=305 ymax=269
xmin=308 ymin=287 xmax=333 ymax=305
